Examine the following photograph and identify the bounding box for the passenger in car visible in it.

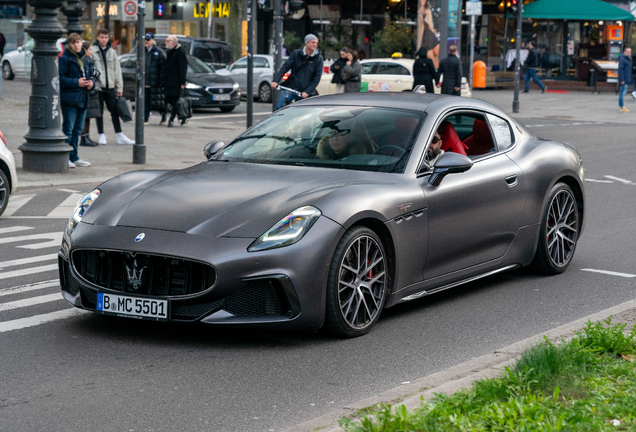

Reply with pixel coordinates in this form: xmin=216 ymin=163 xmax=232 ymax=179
xmin=317 ymin=128 xmax=368 ymax=160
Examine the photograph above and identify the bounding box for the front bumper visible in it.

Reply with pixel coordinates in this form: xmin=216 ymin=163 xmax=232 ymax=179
xmin=188 ymin=87 xmax=240 ymax=108
xmin=59 ymin=217 xmax=343 ymax=330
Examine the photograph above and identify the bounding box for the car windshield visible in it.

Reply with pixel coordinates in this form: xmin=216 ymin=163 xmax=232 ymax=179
xmin=188 ymin=56 xmax=214 ymax=74
xmin=218 ymin=106 xmax=424 ymax=173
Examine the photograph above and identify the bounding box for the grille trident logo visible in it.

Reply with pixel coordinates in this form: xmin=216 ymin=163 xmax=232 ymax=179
xmin=125 ymin=259 xmax=147 ymax=291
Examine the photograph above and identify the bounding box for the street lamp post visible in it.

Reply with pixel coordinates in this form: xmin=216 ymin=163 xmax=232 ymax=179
xmin=19 ymin=0 xmax=71 ymax=173
xmin=62 ymin=0 xmax=85 ymax=34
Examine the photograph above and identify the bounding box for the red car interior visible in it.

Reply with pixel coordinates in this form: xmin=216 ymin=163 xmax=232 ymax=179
xmin=439 ymin=121 xmax=468 ymax=156
xmin=464 ymin=119 xmax=495 ymax=156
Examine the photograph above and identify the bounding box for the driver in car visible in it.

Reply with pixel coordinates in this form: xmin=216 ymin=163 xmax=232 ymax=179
xmin=317 ymin=128 xmax=367 ymax=160
xmin=426 ymin=128 xmax=444 ymax=165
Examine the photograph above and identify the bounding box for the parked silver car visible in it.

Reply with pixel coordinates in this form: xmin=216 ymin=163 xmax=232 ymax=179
xmin=0 ymin=129 xmax=18 ymax=216
xmin=215 ymin=54 xmax=277 ymax=103
xmin=2 ymin=37 xmax=65 ymax=80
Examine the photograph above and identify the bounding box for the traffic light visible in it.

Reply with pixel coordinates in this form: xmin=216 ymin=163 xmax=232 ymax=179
xmin=506 ymin=0 xmax=519 ymax=15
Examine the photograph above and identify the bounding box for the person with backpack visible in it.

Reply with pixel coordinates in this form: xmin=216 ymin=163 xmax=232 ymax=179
xmin=271 ymin=34 xmax=324 ymax=110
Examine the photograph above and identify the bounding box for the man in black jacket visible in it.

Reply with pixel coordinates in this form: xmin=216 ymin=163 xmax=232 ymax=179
xmin=271 ymin=34 xmax=324 ymax=110
xmin=524 ymin=41 xmax=546 ymax=93
xmin=162 ymin=34 xmax=188 ymax=127
xmin=438 ymin=45 xmax=462 ymax=96
xmin=143 ymin=33 xmax=166 ymax=124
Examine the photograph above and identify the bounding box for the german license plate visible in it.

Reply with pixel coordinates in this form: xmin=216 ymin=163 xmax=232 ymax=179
xmin=96 ymin=293 xmax=168 ymax=321
xmin=213 ymin=94 xmax=231 ymax=101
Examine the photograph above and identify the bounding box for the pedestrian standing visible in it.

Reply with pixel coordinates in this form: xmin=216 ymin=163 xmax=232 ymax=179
xmin=523 ymin=41 xmax=546 ymax=94
xmin=342 ymin=49 xmax=361 ymax=93
xmin=80 ymin=41 xmax=101 ymax=147
xmin=162 ymin=34 xmax=187 ymax=127
xmin=437 ymin=45 xmax=462 ymax=96
xmin=271 ymin=34 xmax=324 ymax=110
xmin=143 ymin=33 xmax=166 ymax=124
xmin=412 ymin=46 xmax=438 ymax=93
xmin=91 ymin=28 xmax=135 ymax=145
xmin=330 ymin=47 xmax=348 ymax=94
xmin=59 ymin=33 xmax=94 ymax=168
xmin=618 ymin=47 xmax=633 ymax=112
xmin=0 ymin=31 xmax=6 ymax=57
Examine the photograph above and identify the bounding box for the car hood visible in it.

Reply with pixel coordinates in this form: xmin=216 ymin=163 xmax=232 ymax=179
xmin=188 ymin=73 xmax=235 ymax=87
xmin=86 ymin=162 xmax=408 ymax=238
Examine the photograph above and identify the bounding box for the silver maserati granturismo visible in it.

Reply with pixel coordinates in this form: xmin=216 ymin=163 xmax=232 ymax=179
xmin=59 ymin=93 xmax=584 ymax=337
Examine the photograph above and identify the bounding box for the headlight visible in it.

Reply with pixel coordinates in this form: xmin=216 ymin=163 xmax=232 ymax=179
xmin=186 ymin=82 xmax=202 ymax=89
xmin=248 ymin=206 xmax=321 ymax=252
xmin=67 ymin=189 xmax=100 ymax=235
xmin=232 ymin=82 xmax=239 ymax=90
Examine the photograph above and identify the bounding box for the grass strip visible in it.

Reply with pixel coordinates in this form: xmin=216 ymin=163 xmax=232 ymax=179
xmin=340 ymin=317 xmax=636 ymax=432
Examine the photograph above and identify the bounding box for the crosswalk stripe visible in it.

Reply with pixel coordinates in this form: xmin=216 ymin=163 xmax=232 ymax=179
xmin=0 ymin=308 xmax=83 ymax=333
xmin=581 ymin=269 xmax=636 ymax=278
xmin=0 ymin=232 xmax=64 ymax=249
xmin=0 ymin=264 xmax=58 ymax=280
xmin=0 ymin=226 xmax=34 ymax=235
xmin=57 ymin=189 xmax=80 ymax=193
xmin=0 ymin=292 xmax=63 ymax=312
xmin=0 ymin=253 xmax=58 ymax=269
xmin=47 ymin=193 xmax=83 ymax=218
xmin=0 ymin=280 xmax=59 ymax=297
xmin=1 ymin=194 xmax=36 ymax=217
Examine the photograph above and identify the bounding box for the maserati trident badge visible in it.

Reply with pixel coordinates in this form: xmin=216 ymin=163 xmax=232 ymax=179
xmin=125 ymin=259 xmax=147 ymax=291
xmin=135 ymin=233 xmax=145 ymax=242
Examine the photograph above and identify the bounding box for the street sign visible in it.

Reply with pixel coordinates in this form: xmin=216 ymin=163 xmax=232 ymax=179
xmin=122 ymin=0 xmax=137 ymax=21
xmin=466 ymin=1 xmax=482 ymax=16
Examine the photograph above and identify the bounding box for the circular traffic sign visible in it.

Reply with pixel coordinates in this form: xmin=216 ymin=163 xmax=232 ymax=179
xmin=124 ymin=0 xmax=137 ymax=17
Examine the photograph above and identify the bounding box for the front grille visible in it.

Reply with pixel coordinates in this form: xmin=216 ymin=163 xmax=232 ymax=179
xmin=206 ymin=87 xmax=234 ymax=95
xmin=71 ymin=250 xmax=216 ymax=298
xmin=224 ymin=280 xmax=284 ymax=316
xmin=172 ymin=299 xmax=225 ymax=320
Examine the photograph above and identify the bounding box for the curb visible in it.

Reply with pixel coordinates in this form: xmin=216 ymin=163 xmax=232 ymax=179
xmin=284 ymin=298 xmax=636 ymax=432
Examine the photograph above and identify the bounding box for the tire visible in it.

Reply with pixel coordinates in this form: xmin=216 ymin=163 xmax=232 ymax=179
xmin=531 ymin=183 xmax=579 ymax=275
xmin=0 ymin=169 xmax=10 ymax=216
xmin=2 ymin=61 xmax=14 ymax=80
xmin=324 ymin=226 xmax=388 ymax=337
xmin=220 ymin=106 xmax=235 ymax=113
xmin=259 ymin=82 xmax=272 ymax=103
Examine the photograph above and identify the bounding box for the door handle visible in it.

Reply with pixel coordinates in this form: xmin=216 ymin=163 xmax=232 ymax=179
xmin=505 ymin=175 xmax=518 ymax=187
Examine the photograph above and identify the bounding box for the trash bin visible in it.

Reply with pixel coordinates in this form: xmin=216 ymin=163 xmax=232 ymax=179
xmin=473 ymin=61 xmax=486 ymax=88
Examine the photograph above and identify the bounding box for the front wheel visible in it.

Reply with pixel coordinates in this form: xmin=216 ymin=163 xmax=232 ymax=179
xmin=532 ymin=183 xmax=579 ymax=275
xmin=259 ymin=82 xmax=272 ymax=103
xmin=2 ymin=62 xmax=14 ymax=80
xmin=0 ymin=169 xmax=10 ymax=216
xmin=220 ymin=106 xmax=235 ymax=113
xmin=324 ymin=226 xmax=388 ymax=337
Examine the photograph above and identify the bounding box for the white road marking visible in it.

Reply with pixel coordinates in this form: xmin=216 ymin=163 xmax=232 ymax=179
xmin=1 ymin=194 xmax=36 ymax=217
xmin=0 ymin=232 xmax=64 ymax=249
xmin=0 ymin=280 xmax=59 ymax=298
xmin=0 ymin=253 xmax=57 ymax=269
xmin=0 ymin=308 xmax=83 ymax=333
xmin=189 ymin=112 xmax=270 ymax=121
xmin=586 ymin=179 xmax=614 ymax=183
xmin=581 ymin=269 xmax=636 ymax=278
xmin=604 ymin=175 xmax=633 ymax=185
xmin=47 ymin=193 xmax=83 ymax=218
xmin=0 ymin=264 xmax=58 ymax=280
xmin=0 ymin=226 xmax=34 ymax=235
xmin=57 ymin=188 xmax=80 ymax=193
xmin=0 ymin=292 xmax=63 ymax=312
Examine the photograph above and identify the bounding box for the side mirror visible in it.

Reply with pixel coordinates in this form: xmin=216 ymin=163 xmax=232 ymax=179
xmin=17 ymin=46 xmax=23 ymax=52
xmin=226 ymin=64 xmax=231 ymax=70
xmin=203 ymin=140 xmax=226 ymax=160
xmin=412 ymin=85 xmax=427 ymax=94
xmin=428 ymin=152 xmax=473 ymax=186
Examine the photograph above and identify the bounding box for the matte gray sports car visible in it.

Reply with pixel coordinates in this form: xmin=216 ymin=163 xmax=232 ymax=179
xmin=59 ymin=93 xmax=585 ymax=337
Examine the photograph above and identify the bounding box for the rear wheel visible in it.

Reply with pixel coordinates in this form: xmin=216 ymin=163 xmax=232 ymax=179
xmin=324 ymin=226 xmax=388 ymax=337
xmin=0 ymin=170 xmax=10 ymax=216
xmin=2 ymin=62 xmax=14 ymax=80
xmin=259 ymin=82 xmax=272 ymax=103
xmin=532 ymin=183 xmax=579 ymax=274
xmin=220 ymin=106 xmax=235 ymax=113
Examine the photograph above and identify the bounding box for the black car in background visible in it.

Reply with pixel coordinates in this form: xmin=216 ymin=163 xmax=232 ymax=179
xmin=119 ymin=54 xmax=241 ymax=112
xmin=154 ymin=35 xmax=232 ymax=70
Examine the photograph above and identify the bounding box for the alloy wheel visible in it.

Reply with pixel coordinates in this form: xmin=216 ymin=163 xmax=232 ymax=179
xmin=337 ymin=235 xmax=387 ymax=330
xmin=259 ymin=84 xmax=271 ymax=102
xmin=546 ymin=189 xmax=578 ymax=267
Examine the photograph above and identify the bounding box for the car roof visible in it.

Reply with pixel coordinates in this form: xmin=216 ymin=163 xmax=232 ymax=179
xmin=361 ymin=58 xmax=414 ymax=67
xmin=153 ymin=34 xmax=229 ymax=44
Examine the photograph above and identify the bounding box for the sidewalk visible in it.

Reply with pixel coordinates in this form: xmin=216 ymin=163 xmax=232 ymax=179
xmin=1 ymin=84 xmax=633 ymax=189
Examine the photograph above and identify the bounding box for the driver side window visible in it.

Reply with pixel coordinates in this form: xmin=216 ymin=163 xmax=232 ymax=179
xmin=232 ymin=58 xmax=248 ymax=70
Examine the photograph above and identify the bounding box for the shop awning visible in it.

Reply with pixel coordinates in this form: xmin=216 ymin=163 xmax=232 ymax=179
xmin=521 ymin=0 xmax=635 ymax=21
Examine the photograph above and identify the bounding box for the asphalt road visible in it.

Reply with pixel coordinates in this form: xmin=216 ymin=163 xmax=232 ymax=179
xmin=1 ymin=106 xmax=635 ymax=431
